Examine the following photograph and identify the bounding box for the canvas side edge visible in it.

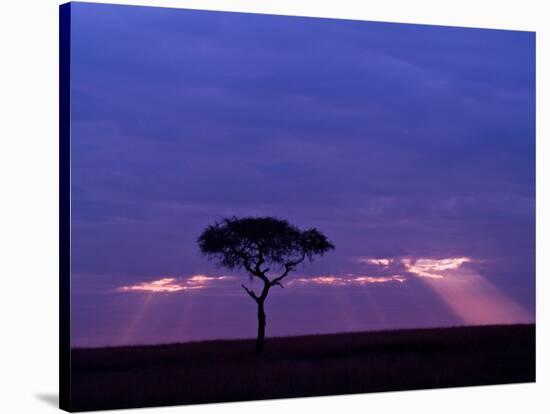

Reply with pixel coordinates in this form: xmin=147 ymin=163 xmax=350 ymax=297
xmin=59 ymin=2 xmax=72 ymax=412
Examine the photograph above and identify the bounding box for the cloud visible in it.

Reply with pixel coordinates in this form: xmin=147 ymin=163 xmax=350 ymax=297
xmin=358 ymin=256 xmax=472 ymax=279
xmin=357 ymin=258 xmax=391 ymax=267
xmin=288 ymin=274 xmax=406 ymax=287
xmin=111 ymin=257 xmax=481 ymax=296
xmin=117 ymin=272 xmax=408 ymax=293
xmin=116 ymin=275 xmax=233 ymax=293
xmin=402 ymin=257 xmax=471 ymax=279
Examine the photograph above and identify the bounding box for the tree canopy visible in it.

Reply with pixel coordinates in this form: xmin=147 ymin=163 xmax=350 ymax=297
xmin=197 ymin=216 xmax=334 ymax=286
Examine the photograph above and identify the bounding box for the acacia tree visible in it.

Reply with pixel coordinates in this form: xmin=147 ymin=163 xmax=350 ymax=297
xmin=197 ymin=216 xmax=334 ymax=354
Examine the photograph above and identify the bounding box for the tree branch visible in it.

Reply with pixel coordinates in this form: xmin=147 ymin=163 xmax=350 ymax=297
xmin=241 ymin=284 xmax=259 ymax=302
xmin=243 ymin=261 xmax=257 ymax=276
xmin=269 ymin=252 xmax=306 ymax=288
xmin=254 ymin=248 xmax=265 ymax=274
xmin=235 ymin=250 xmax=260 ymax=277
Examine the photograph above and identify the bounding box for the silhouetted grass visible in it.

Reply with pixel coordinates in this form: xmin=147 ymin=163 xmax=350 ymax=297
xmin=70 ymin=324 xmax=535 ymax=411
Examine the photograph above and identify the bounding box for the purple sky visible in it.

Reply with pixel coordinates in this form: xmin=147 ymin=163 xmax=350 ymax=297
xmin=69 ymin=3 xmax=535 ymax=347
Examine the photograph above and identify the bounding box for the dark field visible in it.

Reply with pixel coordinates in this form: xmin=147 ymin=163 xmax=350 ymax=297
xmin=70 ymin=324 xmax=535 ymax=411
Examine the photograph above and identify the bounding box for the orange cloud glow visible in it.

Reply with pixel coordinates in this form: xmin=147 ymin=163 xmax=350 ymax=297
xmin=358 ymin=258 xmax=392 ymax=267
xmin=402 ymin=257 xmax=471 ymax=279
xmin=289 ymin=274 xmax=406 ymax=286
xmin=117 ymin=275 xmax=232 ymax=293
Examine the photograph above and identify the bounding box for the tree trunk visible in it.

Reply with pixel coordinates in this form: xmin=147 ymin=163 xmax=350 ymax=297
xmin=255 ymin=299 xmax=266 ymax=355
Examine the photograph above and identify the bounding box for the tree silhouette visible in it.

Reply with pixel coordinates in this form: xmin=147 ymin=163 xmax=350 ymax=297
xmin=197 ymin=216 xmax=335 ymax=354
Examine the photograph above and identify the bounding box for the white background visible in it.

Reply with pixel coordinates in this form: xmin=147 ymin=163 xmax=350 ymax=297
xmin=0 ymin=0 xmax=548 ymax=413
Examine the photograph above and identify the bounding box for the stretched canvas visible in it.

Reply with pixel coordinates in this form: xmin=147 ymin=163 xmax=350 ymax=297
xmin=59 ymin=2 xmax=536 ymax=412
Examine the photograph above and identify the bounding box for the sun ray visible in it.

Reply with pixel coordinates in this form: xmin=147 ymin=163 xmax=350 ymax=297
xmin=117 ymin=292 xmax=155 ymax=346
xmin=402 ymin=257 xmax=532 ymax=325
xmin=421 ymin=268 xmax=532 ymax=325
